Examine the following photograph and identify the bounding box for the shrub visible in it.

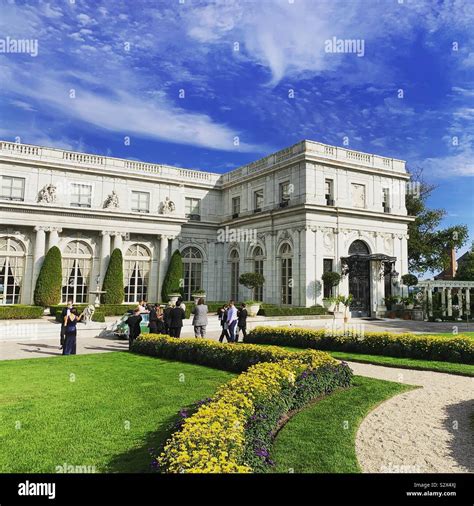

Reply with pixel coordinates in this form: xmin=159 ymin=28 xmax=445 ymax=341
xmin=239 ymin=272 xmax=265 ymax=301
xmin=257 ymin=305 xmax=326 ymax=317
xmin=0 ymin=305 xmax=44 ymax=320
xmin=245 ymin=326 xmax=474 ymax=365
xmin=132 ymin=334 xmax=352 ymax=473
xmin=102 ymin=249 xmax=124 ymax=304
xmin=322 ymin=271 xmax=341 ymax=296
xmin=34 ymin=246 xmax=62 ymax=306
xmin=161 ymin=250 xmax=184 ymax=302
xmin=92 ymin=311 xmax=105 ymax=323
xmin=50 ymin=304 xmax=136 ymax=317
xmin=401 ymin=274 xmax=418 ymax=287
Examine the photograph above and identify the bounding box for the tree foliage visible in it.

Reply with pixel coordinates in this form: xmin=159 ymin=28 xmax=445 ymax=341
xmin=161 ymin=249 xmax=184 ymax=301
xmin=455 ymin=251 xmax=474 ymax=281
xmin=102 ymin=248 xmax=124 ymax=304
xmin=34 ymin=246 xmax=62 ymax=306
xmin=238 ymin=272 xmax=265 ymax=290
xmin=406 ymin=168 xmax=468 ymax=274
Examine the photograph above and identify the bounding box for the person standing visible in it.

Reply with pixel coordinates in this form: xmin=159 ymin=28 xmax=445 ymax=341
xmin=63 ymin=308 xmax=83 ymax=355
xmin=163 ymin=302 xmax=173 ymax=335
xmin=148 ymin=303 xmax=160 ymax=334
xmin=127 ymin=308 xmax=143 ymax=350
xmin=237 ymin=303 xmax=248 ymax=343
xmin=218 ymin=304 xmax=230 ymax=343
xmin=226 ymin=300 xmax=238 ymax=343
xmin=176 ymin=297 xmax=186 ymax=312
xmin=60 ymin=299 xmax=74 ymax=349
xmin=191 ymin=298 xmax=208 ymax=338
xmin=169 ymin=302 xmax=186 ymax=338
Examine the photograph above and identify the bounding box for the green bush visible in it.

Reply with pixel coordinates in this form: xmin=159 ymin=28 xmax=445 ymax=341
xmin=161 ymin=250 xmax=184 ymax=302
xmin=102 ymin=249 xmax=124 ymax=304
xmin=34 ymin=246 xmax=62 ymax=306
xmin=55 ymin=309 xmax=105 ymax=323
xmin=245 ymin=326 xmax=474 ymax=365
xmin=50 ymin=304 xmax=136 ymax=317
xmin=0 ymin=305 xmax=44 ymax=320
xmin=92 ymin=311 xmax=105 ymax=323
xmin=257 ymin=305 xmax=327 ymax=317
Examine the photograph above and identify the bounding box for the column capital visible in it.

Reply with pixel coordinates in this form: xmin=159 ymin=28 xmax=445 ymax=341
xmin=101 ymin=230 xmax=112 ymax=237
xmin=34 ymin=226 xmax=47 ymax=232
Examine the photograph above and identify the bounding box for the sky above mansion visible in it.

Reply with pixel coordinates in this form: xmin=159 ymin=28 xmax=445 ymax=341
xmin=0 ymin=0 xmax=473 ymax=243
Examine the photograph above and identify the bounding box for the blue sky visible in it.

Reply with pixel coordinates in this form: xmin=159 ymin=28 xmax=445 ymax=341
xmin=0 ymin=0 xmax=473 ymax=251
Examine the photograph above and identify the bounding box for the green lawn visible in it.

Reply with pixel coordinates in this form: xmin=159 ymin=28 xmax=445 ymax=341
xmin=0 ymin=352 xmax=233 ymax=473
xmin=271 ymin=376 xmax=414 ymax=473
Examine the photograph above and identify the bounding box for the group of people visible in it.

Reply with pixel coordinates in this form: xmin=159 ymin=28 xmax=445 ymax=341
xmin=217 ymin=301 xmax=248 ymax=343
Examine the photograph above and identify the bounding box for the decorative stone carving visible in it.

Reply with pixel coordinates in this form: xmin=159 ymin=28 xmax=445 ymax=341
xmin=323 ymin=230 xmax=334 ymax=252
xmin=384 ymin=234 xmax=393 ymax=252
xmin=37 ymin=184 xmax=57 ymax=203
xmin=103 ymin=191 xmax=119 ymax=209
xmin=160 ymin=196 xmax=176 ymax=214
xmin=82 ymin=304 xmax=95 ymax=324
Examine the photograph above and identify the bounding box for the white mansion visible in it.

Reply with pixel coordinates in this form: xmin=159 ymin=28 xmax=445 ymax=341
xmin=0 ymin=139 xmax=412 ymax=316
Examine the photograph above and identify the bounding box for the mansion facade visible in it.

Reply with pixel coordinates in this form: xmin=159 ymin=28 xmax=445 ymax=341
xmin=0 ymin=139 xmax=412 ymax=317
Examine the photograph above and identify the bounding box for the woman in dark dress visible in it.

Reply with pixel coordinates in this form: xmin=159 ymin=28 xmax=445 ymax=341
xmin=63 ymin=308 xmax=83 ymax=355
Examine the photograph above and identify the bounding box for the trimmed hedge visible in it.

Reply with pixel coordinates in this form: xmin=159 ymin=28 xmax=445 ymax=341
xmin=102 ymin=249 xmax=124 ymax=304
xmin=257 ymin=305 xmax=327 ymax=317
xmin=161 ymin=249 xmax=184 ymax=302
xmin=34 ymin=246 xmax=62 ymax=306
xmin=0 ymin=305 xmax=44 ymax=320
xmin=50 ymin=304 xmax=136 ymax=317
xmin=132 ymin=334 xmax=352 ymax=473
xmin=245 ymin=326 xmax=474 ymax=365
xmin=55 ymin=309 xmax=105 ymax=323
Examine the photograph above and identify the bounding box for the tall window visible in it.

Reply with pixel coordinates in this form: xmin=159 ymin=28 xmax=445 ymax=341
xmin=131 ymin=191 xmax=150 ymax=213
xmin=185 ymin=198 xmax=201 ymax=221
xmin=325 ymin=179 xmax=334 ymax=205
xmin=125 ymin=244 xmax=151 ymax=303
xmin=182 ymin=247 xmax=203 ymax=301
xmin=253 ymin=246 xmax=264 ymax=301
xmin=0 ymin=237 xmax=25 ymax=304
xmin=280 ymin=243 xmax=293 ymax=305
xmin=279 ymin=182 xmax=290 ymax=205
xmin=232 ymin=196 xmax=240 ymax=217
xmin=70 ymin=184 xmax=92 ymax=208
xmin=62 ymin=241 xmax=93 ymax=303
xmin=230 ymin=249 xmax=239 ymax=301
xmin=323 ymin=259 xmax=333 ymax=298
xmin=1 ymin=176 xmax=25 ymax=201
xmin=254 ymin=189 xmax=263 ymax=212
xmin=382 ymin=188 xmax=390 ymax=213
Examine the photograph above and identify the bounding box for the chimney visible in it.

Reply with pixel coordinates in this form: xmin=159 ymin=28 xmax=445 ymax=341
xmin=449 ymin=247 xmax=457 ymax=279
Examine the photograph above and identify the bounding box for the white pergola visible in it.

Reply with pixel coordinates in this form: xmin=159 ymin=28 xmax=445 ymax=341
xmin=418 ymin=280 xmax=474 ymax=317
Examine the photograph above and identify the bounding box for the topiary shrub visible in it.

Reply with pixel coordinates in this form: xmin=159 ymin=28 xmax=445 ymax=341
xmin=161 ymin=249 xmax=184 ymax=302
xmin=34 ymin=246 xmax=62 ymax=307
xmin=0 ymin=305 xmax=44 ymax=319
xmin=322 ymin=271 xmax=341 ymax=296
xmin=401 ymin=274 xmax=418 ymax=287
xmin=102 ymin=248 xmax=124 ymax=304
xmin=239 ymin=272 xmax=265 ymax=301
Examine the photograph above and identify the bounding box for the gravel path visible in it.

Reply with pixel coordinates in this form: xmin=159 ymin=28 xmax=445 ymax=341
xmin=349 ymin=361 xmax=474 ymax=473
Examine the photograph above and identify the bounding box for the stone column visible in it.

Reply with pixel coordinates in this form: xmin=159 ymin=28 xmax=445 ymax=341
xmin=304 ymin=226 xmax=316 ymax=307
xmin=427 ymin=287 xmax=433 ymax=317
xmin=458 ymin=290 xmax=463 ymax=317
xmin=158 ymin=234 xmax=170 ymax=301
xmin=32 ymin=226 xmax=47 ymax=292
xmin=465 ymin=288 xmax=471 ymax=316
xmin=113 ymin=232 xmax=123 ymax=252
xmin=314 ymin=227 xmax=324 ymax=305
xmin=100 ymin=231 xmax=111 ymax=284
xmin=447 ymin=287 xmax=453 ymax=317
xmin=441 ymin=287 xmax=446 ymax=316
xmin=48 ymin=227 xmax=62 ymax=250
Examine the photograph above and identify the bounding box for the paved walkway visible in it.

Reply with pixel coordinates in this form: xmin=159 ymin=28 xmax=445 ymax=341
xmin=350 ymin=361 xmax=474 ymax=473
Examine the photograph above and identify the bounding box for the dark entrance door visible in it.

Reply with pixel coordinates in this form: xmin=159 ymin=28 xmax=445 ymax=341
xmin=348 ymin=240 xmax=371 ymax=315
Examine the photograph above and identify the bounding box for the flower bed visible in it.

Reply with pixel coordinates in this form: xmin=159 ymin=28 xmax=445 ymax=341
xmin=245 ymin=326 xmax=474 ymax=365
xmin=0 ymin=305 xmax=44 ymax=319
xmin=132 ymin=334 xmax=352 ymax=473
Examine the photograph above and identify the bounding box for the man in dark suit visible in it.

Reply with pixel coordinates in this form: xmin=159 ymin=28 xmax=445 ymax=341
xmin=169 ymin=303 xmax=186 ymax=338
xmin=60 ymin=299 xmax=74 ymax=349
xmin=237 ymin=303 xmax=248 ymax=342
xmin=127 ymin=308 xmax=143 ymax=350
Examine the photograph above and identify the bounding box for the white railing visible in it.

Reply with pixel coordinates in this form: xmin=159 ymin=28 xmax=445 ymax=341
xmin=0 ymin=141 xmax=41 ymax=156
xmin=63 ymin=151 xmax=104 ymax=165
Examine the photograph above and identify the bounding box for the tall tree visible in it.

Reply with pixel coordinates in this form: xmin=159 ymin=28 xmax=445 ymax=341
xmin=406 ymin=167 xmax=468 ymax=274
xmin=455 ymin=251 xmax=474 ymax=281
xmin=34 ymin=246 xmax=62 ymax=306
xmin=161 ymin=250 xmax=184 ymax=302
xmin=102 ymin=248 xmax=124 ymax=304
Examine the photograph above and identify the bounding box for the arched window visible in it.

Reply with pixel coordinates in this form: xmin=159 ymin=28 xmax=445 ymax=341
xmin=230 ymin=249 xmax=239 ymax=301
xmin=348 ymin=240 xmax=370 ymax=255
xmin=280 ymin=243 xmax=293 ymax=305
xmin=0 ymin=237 xmax=25 ymax=304
xmin=182 ymin=247 xmax=203 ymax=301
xmin=62 ymin=240 xmax=92 ymax=303
xmin=253 ymin=246 xmax=264 ymax=301
xmin=125 ymin=244 xmax=151 ymax=303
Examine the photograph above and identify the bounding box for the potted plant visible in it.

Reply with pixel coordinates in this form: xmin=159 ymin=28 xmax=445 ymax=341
xmin=239 ymin=272 xmax=265 ymax=315
xmin=191 ymin=289 xmax=206 ymax=305
xmin=341 ymin=294 xmax=353 ymax=323
xmin=321 ymin=271 xmax=341 ymax=302
xmin=401 ymin=295 xmax=415 ymax=310
xmin=383 ymin=295 xmax=400 ymax=311
xmin=244 ymin=300 xmax=261 ymax=317
xmin=323 ymin=295 xmax=337 ymax=312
